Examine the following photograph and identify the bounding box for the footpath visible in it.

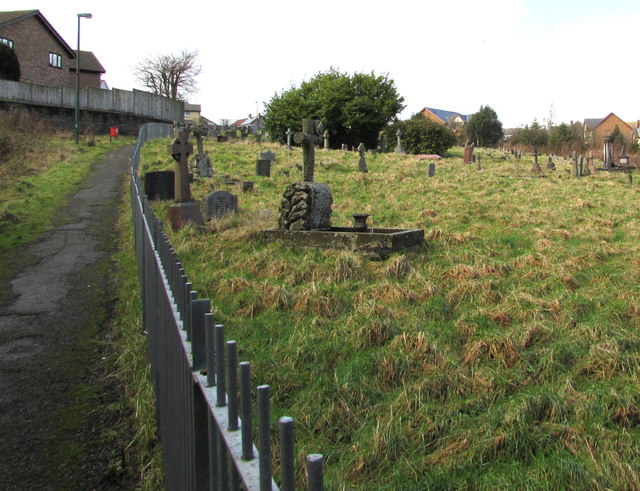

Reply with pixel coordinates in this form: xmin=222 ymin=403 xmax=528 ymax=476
xmin=0 ymin=145 xmax=137 ymax=489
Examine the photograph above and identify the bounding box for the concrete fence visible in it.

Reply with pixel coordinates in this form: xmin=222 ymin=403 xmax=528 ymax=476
xmin=0 ymin=80 xmax=183 ymax=122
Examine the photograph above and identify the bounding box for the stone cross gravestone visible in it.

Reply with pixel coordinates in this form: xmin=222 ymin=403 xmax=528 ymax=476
xmin=358 ymin=143 xmax=368 ymax=173
xmin=279 ymin=119 xmax=333 ymax=230
xmin=294 ymin=119 xmax=323 ymax=182
xmin=192 ymin=123 xmax=213 ymax=178
xmin=205 ymin=190 xmax=238 ymax=220
xmin=167 ymin=129 xmax=204 ymax=229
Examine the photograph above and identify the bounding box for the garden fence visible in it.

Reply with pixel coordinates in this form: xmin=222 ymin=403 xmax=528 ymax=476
xmin=130 ymin=123 xmax=325 ymax=490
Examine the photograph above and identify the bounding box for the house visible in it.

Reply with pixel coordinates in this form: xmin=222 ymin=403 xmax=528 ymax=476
xmin=0 ymin=10 xmax=105 ymax=88
xmin=231 ymin=114 xmax=263 ymax=134
xmin=583 ymin=113 xmax=634 ymax=149
xmin=419 ymin=107 xmax=468 ymax=126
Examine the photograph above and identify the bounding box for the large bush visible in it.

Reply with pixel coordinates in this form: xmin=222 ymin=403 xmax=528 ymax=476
xmin=465 ymin=105 xmax=503 ymax=147
xmin=385 ymin=118 xmax=457 ymax=155
xmin=264 ymin=68 xmax=405 ymax=149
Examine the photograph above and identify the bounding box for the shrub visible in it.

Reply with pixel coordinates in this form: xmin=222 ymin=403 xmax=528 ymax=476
xmin=385 ymin=118 xmax=457 ymax=155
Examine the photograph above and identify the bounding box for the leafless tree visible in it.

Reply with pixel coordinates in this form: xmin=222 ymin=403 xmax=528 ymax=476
xmin=134 ymin=49 xmax=201 ymax=100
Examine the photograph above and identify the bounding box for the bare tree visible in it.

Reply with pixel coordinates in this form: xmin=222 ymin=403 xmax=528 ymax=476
xmin=134 ymin=49 xmax=201 ymax=100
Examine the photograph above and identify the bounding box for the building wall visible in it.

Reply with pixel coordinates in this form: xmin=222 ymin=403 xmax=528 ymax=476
xmin=0 ymin=16 xmax=73 ymax=86
xmin=592 ymin=114 xmax=634 ymax=149
xmin=67 ymin=70 xmax=102 ymax=89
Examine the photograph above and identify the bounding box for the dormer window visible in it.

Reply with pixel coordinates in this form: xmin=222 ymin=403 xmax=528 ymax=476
xmin=49 ymin=52 xmax=62 ymax=68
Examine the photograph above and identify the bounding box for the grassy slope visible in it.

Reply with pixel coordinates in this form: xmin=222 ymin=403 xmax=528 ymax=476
xmin=142 ymin=139 xmax=640 ymax=489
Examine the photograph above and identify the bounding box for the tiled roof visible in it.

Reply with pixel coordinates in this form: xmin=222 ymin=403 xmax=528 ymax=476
xmin=583 ymin=118 xmax=603 ymax=130
xmin=424 ymin=107 xmax=468 ymax=124
xmin=72 ymin=50 xmax=106 ymax=73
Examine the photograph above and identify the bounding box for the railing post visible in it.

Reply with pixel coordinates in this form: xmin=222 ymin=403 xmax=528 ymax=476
xmin=258 ymin=385 xmax=272 ymax=491
xmin=279 ymin=417 xmax=295 ymax=491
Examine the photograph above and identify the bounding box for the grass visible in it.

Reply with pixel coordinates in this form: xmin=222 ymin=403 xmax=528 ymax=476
xmin=140 ymin=137 xmax=640 ymax=489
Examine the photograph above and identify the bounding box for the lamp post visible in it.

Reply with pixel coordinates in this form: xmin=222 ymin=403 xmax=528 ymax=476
xmin=74 ymin=12 xmax=92 ymax=144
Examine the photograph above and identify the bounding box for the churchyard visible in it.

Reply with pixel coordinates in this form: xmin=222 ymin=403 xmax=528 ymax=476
xmin=139 ymin=136 xmax=640 ymax=488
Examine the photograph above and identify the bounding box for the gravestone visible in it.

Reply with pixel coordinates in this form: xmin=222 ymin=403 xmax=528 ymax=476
xmin=205 ymin=190 xmax=239 ymax=220
xmin=167 ymin=129 xmax=204 ymax=229
xmin=279 ymin=119 xmax=333 ymax=230
xmin=323 ymin=129 xmax=330 ymax=150
xmin=395 ymin=130 xmax=405 ymax=154
xmin=464 ymin=142 xmax=474 ymax=164
xmin=286 ymin=128 xmax=293 ymax=151
xmin=260 ymin=151 xmax=276 ymax=162
xmin=603 ymin=133 xmax=615 ymax=168
xmin=379 ymin=134 xmax=388 ymax=153
xmin=192 ymin=123 xmax=213 ymax=178
xmin=144 ymin=171 xmax=175 ymax=200
xmin=428 ymin=163 xmax=436 ymax=177
xmin=476 ymin=154 xmax=481 ymax=171
xmin=242 ymin=181 xmax=254 ymax=192
xmin=256 ymin=160 xmax=271 ymax=177
xmin=358 ymin=143 xmax=368 ymax=173
xmin=546 ymin=156 xmax=556 ymax=170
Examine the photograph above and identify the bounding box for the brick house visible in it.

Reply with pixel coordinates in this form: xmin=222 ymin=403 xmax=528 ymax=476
xmin=419 ymin=107 xmax=468 ymax=126
xmin=583 ymin=113 xmax=634 ymax=149
xmin=0 ymin=10 xmax=105 ymax=88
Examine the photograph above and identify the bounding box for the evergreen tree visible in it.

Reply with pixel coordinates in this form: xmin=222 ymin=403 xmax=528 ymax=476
xmin=465 ymin=105 xmax=503 ymax=147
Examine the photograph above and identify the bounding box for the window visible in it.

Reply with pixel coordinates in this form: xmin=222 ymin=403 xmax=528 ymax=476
xmin=0 ymin=37 xmax=14 ymax=48
xmin=48 ymin=52 xmax=62 ymax=68
xmin=184 ymin=111 xmax=191 ymax=118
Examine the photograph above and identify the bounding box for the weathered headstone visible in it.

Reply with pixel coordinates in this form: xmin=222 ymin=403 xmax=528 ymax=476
xmin=428 ymin=163 xmax=436 ymax=177
xmin=167 ymin=129 xmax=204 ymax=229
xmin=603 ymin=133 xmax=615 ymax=168
xmin=323 ymin=129 xmax=330 ymax=150
xmin=192 ymin=123 xmax=213 ymax=178
xmin=379 ymin=134 xmax=388 ymax=153
xmin=260 ymin=151 xmax=276 ymax=162
xmin=205 ymin=190 xmax=238 ymax=220
xmin=242 ymin=181 xmax=254 ymax=192
xmin=286 ymin=128 xmax=293 ymax=151
xmin=476 ymin=154 xmax=481 ymax=171
xmin=256 ymin=159 xmax=271 ymax=177
xmin=395 ymin=130 xmax=405 ymax=154
xmin=144 ymin=171 xmax=175 ymax=200
xmin=358 ymin=143 xmax=368 ymax=173
xmin=464 ymin=142 xmax=474 ymax=164
xmin=546 ymin=156 xmax=556 ymax=170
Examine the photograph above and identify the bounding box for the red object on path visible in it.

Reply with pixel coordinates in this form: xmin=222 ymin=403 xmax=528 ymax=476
xmin=109 ymin=126 xmax=118 ymax=138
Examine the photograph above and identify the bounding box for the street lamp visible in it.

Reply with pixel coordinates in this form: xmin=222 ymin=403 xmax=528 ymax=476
xmin=74 ymin=12 xmax=92 ymax=144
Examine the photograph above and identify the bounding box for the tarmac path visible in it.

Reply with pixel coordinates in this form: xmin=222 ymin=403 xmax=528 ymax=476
xmin=0 ymin=145 xmax=137 ymax=489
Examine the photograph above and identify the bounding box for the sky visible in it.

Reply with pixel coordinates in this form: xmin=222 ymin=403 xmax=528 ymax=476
xmin=7 ymin=0 xmax=640 ymax=128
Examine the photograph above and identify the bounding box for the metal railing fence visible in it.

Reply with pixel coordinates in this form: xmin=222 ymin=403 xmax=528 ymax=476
xmin=130 ymin=123 xmax=324 ymax=490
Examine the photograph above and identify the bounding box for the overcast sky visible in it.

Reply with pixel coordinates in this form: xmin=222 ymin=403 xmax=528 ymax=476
xmin=7 ymin=0 xmax=640 ymax=128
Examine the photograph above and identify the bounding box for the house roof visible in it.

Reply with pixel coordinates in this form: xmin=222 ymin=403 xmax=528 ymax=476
xmin=232 ymin=116 xmax=259 ymax=127
xmin=0 ymin=10 xmax=75 ymax=58
xmin=71 ymin=50 xmax=106 ymax=73
xmin=584 ymin=113 xmax=633 ymax=132
xmin=423 ymin=107 xmax=468 ymax=124
xmin=583 ymin=118 xmax=602 ymax=131
xmin=184 ymin=103 xmax=201 ymax=112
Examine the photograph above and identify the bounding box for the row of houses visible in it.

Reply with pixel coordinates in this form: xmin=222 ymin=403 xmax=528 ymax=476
xmin=419 ymin=106 xmax=640 ymax=149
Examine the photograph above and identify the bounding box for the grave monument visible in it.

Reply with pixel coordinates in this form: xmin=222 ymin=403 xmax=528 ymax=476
xmin=358 ymin=143 xmax=368 ymax=173
xmin=167 ymin=129 xmax=204 ymax=229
